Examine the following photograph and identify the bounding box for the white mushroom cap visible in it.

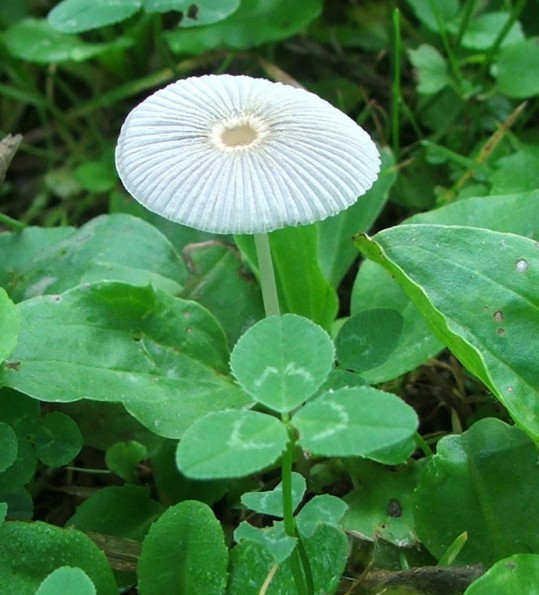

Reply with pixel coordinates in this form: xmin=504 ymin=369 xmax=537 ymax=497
xmin=115 ymin=74 xmax=380 ymax=234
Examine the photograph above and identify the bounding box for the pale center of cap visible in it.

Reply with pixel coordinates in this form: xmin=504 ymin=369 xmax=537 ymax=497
xmin=210 ymin=115 xmax=269 ymax=151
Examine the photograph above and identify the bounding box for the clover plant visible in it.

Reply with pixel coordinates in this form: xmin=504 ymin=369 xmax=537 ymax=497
xmin=1 ymin=0 xmax=539 ymax=593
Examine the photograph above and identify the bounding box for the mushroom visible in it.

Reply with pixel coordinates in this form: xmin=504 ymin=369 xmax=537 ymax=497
xmin=115 ymin=74 xmax=380 ymax=315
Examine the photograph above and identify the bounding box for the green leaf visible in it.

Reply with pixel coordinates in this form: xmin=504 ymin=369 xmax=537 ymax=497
xmin=230 ymin=314 xmax=334 ymax=413
xmin=0 ymin=228 xmax=75 ymax=291
xmin=406 ymin=0 xmax=459 ymax=32
xmin=48 ymin=0 xmax=142 ymax=33
xmin=138 ymin=500 xmax=228 ymax=595
xmin=228 ymin=523 xmax=348 ymax=594
xmin=464 ymin=553 xmax=539 ymax=595
xmin=2 ymin=18 xmax=129 ymax=63
xmin=413 ymin=419 xmax=539 ymax=566
xmin=0 ymin=422 xmax=17 ymax=473
xmin=293 ymin=387 xmax=418 ymax=459
xmin=241 ymin=472 xmax=306 ymax=517
xmin=176 ymin=410 xmax=288 ymax=479
xmin=295 ymin=494 xmax=348 ymax=538
xmin=66 ymin=485 xmax=164 ymax=541
xmin=461 ymin=11 xmax=524 ymax=51
xmin=34 ymin=412 xmax=82 ymax=467
xmin=74 ymin=160 xmax=117 ymax=194
xmin=335 ymin=309 xmax=403 ymax=373
xmin=234 ymin=522 xmax=296 ymax=564
xmin=343 ymin=460 xmax=421 ymax=547
xmin=0 ymin=288 xmax=18 ymax=362
xmin=36 ymin=567 xmax=96 ymax=595
xmin=105 ymin=441 xmax=147 ymax=484
xmin=0 ymin=214 xmax=187 ymax=301
xmin=317 ymin=148 xmax=396 ymax=287
xmin=0 ymin=282 xmax=249 ymax=439
xmin=0 ymin=390 xmax=40 ymax=495
xmin=0 ymin=502 xmax=6 ymax=525
xmin=493 ymin=38 xmax=539 ymax=99
xmin=491 ymin=146 xmax=539 ymax=195
xmin=181 ymin=241 xmax=264 ymax=345
xmin=0 ymin=521 xmax=116 ymax=594
xmin=408 ymin=44 xmax=451 ymax=95
xmin=235 ymin=225 xmax=338 ymax=329
xmin=165 ymin=0 xmax=322 ymax=54
xmin=352 ymin=191 xmax=539 ymax=384
xmin=355 ymin=224 xmax=539 ymax=441
xmin=150 ymin=440 xmax=228 ymax=507
xmin=143 ymin=0 xmax=240 ymax=27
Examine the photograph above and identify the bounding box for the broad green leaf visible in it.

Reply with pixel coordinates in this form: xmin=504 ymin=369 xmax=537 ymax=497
xmin=36 ymin=567 xmax=96 ymax=595
xmin=316 ymin=369 xmax=367 ymax=395
xmin=165 ymin=0 xmax=322 ymax=54
xmin=413 ymin=419 xmax=539 ymax=566
xmin=150 ymin=440 xmax=229 ymax=506
xmin=493 ymin=38 xmax=539 ymax=99
xmin=0 ymin=489 xmax=33 ymax=521
xmin=0 ymin=282 xmax=249 ymax=439
xmin=295 ymin=494 xmax=348 ymax=538
xmin=352 ymin=191 xmax=539 ymax=384
xmin=241 ymin=472 xmax=306 ymax=517
xmin=48 ymin=0 xmax=142 ymax=33
xmin=293 ymin=387 xmax=418 ymax=459
xmin=66 ymin=485 xmax=164 ymax=541
xmin=143 ymin=0 xmax=240 ymax=27
xmin=181 ymin=241 xmax=263 ymax=345
xmin=406 ymin=0 xmax=459 ymax=32
xmin=364 ymin=434 xmax=418 ymax=466
xmin=2 ymin=19 xmax=129 ymax=63
xmin=343 ymin=460 xmax=421 ymax=547
xmin=491 ymin=146 xmax=539 ymax=195
xmin=105 ymin=441 xmax=147 ymax=484
xmin=0 ymin=422 xmax=17 ymax=472
xmin=408 ymin=44 xmax=451 ymax=95
xmin=0 ymin=228 xmax=75 ymax=291
xmin=176 ymin=410 xmax=288 ymax=479
xmin=138 ymin=501 xmax=228 ymax=595
xmin=0 ymin=289 xmax=18 ymax=362
xmin=317 ymin=148 xmax=396 ymax=287
xmin=234 ymin=522 xmax=296 ymax=564
xmin=0 ymin=214 xmax=187 ymax=301
xmin=228 ymin=523 xmax=348 ymax=595
xmin=34 ymin=412 xmax=82 ymax=467
xmin=355 ymin=224 xmax=539 ymax=441
xmin=464 ymin=553 xmax=539 ymax=595
xmin=0 ymin=390 xmax=40 ymax=495
xmin=0 ymin=521 xmax=116 ymax=594
xmin=235 ymin=225 xmax=338 ymax=329
xmin=56 ymin=400 xmax=161 ymax=452
xmin=74 ymin=160 xmax=116 ymax=194
xmin=461 ymin=12 xmax=524 ymax=51
xmin=230 ymin=314 xmax=334 ymax=412
xmin=335 ymin=308 xmax=403 ymax=373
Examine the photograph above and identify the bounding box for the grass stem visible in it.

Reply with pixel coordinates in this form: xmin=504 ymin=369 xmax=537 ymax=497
xmin=391 ymin=8 xmax=402 ymax=161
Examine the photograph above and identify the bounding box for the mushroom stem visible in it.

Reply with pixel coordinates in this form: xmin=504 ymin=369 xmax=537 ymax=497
xmin=254 ymin=232 xmax=280 ymax=317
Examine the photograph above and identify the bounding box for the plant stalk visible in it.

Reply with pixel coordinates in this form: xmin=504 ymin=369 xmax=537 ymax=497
xmin=391 ymin=7 xmax=401 ymax=162
xmin=254 ymin=232 xmax=280 ymax=317
xmin=281 ymin=421 xmax=314 ymax=595
xmin=0 ymin=212 xmax=26 ymax=231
